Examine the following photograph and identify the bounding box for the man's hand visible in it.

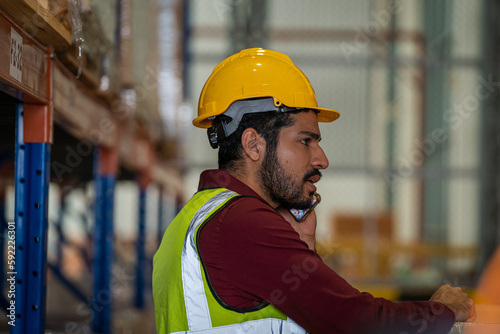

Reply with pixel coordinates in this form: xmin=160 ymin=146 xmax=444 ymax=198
xmin=277 ymin=207 xmax=317 ymax=250
xmin=430 ymin=284 xmax=476 ymax=322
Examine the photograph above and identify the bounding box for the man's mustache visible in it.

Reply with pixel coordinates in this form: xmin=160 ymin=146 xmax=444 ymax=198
xmin=303 ymin=169 xmax=322 ymax=182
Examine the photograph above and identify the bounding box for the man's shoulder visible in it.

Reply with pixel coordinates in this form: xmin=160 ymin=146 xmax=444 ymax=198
xmin=226 ymin=194 xmax=276 ymax=214
xmin=199 ymin=195 xmax=285 ymax=245
xmin=219 ymin=195 xmax=290 ymax=233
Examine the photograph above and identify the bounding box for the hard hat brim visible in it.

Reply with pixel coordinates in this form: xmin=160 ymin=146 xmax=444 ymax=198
xmin=193 ymin=106 xmax=340 ymax=129
xmin=193 ymin=107 xmax=340 ymax=129
xmin=312 ymin=107 xmax=340 ymax=123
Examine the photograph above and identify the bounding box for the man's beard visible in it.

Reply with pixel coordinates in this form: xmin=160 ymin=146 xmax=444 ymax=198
xmin=258 ymin=145 xmax=321 ymax=210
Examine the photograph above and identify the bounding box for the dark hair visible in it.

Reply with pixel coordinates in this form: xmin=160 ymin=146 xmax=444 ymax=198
xmin=217 ymin=109 xmax=307 ymax=170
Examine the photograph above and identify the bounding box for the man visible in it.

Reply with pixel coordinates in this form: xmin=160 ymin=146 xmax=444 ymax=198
xmin=153 ymin=48 xmax=475 ymax=334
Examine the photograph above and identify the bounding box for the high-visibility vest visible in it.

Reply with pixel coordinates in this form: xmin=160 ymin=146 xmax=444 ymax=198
xmin=153 ymin=188 xmax=307 ymax=334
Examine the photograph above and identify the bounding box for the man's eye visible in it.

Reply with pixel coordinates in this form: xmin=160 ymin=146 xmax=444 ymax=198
xmin=300 ymin=138 xmax=310 ymax=145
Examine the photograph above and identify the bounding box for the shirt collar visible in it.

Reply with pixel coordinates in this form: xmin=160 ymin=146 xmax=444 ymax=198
xmin=198 ymin=169 xmax=264 ymax=200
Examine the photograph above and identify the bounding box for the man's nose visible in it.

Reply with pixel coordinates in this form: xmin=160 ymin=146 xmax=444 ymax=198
xmin=312 ymin=145 xmax=329 ymax=170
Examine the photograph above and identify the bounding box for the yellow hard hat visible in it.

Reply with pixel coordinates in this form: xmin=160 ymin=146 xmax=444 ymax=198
xmin=193 ymin=48 xmax=340 ymax=129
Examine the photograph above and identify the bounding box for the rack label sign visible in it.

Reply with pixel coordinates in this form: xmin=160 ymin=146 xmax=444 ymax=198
xmin=10 ymin=28 xmax=22 ymax=82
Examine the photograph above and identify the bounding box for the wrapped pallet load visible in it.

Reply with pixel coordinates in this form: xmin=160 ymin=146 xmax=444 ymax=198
xmin=51 ymin=0 xmax=119 ymax=98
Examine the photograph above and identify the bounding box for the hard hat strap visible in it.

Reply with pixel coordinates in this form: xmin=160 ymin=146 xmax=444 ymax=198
xmin=207 ymin=97 xmax=303 ymax=149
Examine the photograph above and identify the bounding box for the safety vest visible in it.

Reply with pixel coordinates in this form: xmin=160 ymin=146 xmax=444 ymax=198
xmin=153 ymin=188 xmax=308 ymax=334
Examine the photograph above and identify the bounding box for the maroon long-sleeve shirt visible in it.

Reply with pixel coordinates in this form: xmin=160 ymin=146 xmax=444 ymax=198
xmin=197 ymin=169 xmax=455 ymax=334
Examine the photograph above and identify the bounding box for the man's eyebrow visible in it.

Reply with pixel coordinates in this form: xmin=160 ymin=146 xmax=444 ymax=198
xmin=298 ymin=131 xmax=321 ymax=141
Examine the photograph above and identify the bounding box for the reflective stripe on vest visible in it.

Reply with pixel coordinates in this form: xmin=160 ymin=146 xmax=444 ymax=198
xmin=181 ymin=189 xmax=237 ymax=330
xmin=153 ymin=188 xmax=308 ymax=334
xmin=170 ymin=317 xmax=306 ymax=334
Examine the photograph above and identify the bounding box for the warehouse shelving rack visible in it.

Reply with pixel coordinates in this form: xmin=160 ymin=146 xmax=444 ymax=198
xmin=0 ymin=3 xmax=182 ymax=333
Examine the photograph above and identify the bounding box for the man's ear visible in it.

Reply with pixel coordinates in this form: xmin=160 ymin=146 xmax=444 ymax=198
xmin=241 ymin=128 xmax=266 ymax=162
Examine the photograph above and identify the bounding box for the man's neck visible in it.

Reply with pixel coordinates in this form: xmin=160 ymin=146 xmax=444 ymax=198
xmin=225 ymin=168 xmax=278 ymax=209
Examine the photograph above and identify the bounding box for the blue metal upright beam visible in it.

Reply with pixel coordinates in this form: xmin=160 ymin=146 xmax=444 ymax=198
xmin=157 ymin=186 xmax=164 ymax=246
xmin=12 ymin=101 xmax=26 ymax=333
xmin=92 ymin=146 xmax=117 ymax=334
xmin=135 ymin=185 xmax=147 ymax=309
xmin=12 ymin=102 xmax=51 ymax=334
